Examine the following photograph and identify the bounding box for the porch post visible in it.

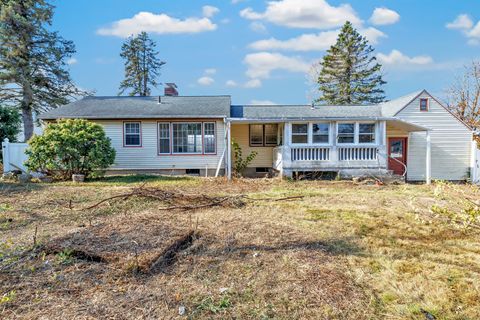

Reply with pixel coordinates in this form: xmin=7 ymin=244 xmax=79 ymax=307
xmin=426 ymin=131 xmax=431 ymax=184
xmin=379 ymin=120 xmax=387 ymax=168
xmin=2 ymin=138 xmax=10 ymax=173
xmin=226 ymin=121 xmax=232 ymax=180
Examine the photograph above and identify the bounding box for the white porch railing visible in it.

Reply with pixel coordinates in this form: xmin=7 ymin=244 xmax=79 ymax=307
xmin=291 ymin=147 xmax=330 ymax=161
xmin=337 ymin=146 xmax=378 ymax=161
xmin=273 ymin=145 xmax=385 ymax=171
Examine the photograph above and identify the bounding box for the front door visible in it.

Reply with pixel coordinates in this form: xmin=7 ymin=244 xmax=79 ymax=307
xmin=388 ymin=137 xmax=407 ymax=175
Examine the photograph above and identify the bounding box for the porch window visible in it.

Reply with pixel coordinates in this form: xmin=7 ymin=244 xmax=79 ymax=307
xmin=359 ymin=123 xmax=376 ymax=144
xmin=158 ymin=123 xmax=170 ymax=154
xmin=312 ymin=123 xmax=329 ymax=144
xmin=249 ymin=124 xmax=278 ymax=147
xmin=337 ymin=123 xmax=355 ymax=144
xmin=420 ymin=98 xmax=428 ymax=111
xmin=204 ymin=122 xmax=216 ymax=154
xmin=291 ymin=124 xmax=308 ymax=144
xmin=124 ymin=122 xmax=141 ymax=147
xmin=172 ymin=123 xmax=202 ymax=153
xmin=264 ymin=124 xmax=278 ymax=146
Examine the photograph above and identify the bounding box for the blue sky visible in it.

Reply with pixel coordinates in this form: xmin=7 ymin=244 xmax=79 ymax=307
xmin=53 ymin=0 xmax=480 ymax=104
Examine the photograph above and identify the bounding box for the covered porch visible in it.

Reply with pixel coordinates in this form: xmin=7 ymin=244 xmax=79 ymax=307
xmin=225 ymin=118 xmax=431 ymax=183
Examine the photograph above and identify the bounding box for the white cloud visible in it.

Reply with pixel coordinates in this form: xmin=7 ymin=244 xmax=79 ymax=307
xmin=67 ymin=58 xmax=78 ymax=65
xmin=446 ymin=14 xmax=480 ymax=45
xmin=244 ymin=52 xmax=310 ymax=79
xmin=377 ymin=50 xmax=433 ymax=66
xmin=202 ymin=5 xmax=219 ymax=18
xmin=225 ymin=80 xmax=238 ymax=87
xmin=250 ymin=22 xmax=267 ymax=34
xmin=369 ymin=7 xmax=400 ymax=26
xmin=197 ymin=76 xmax=215 ymax=86
xmin=240 ymin=0 xmax=361 ymax=29
xmin=250 ymin=99 xmax=276 ymax=105
xmin=446 ymin=14 xmax=473 ymax=30
xmin=249 ymin=27 xmax=385 ymax=52
xmin=204 ymin=68 xmax=217 ymax=75
xmin=97 ymin=12 xmax=217 ymax=38
xmin=244 ymin=79 xmax=262 ymax=88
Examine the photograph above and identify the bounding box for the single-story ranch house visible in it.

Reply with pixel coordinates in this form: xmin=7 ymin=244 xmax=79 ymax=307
xmin=38 ymin=88 xmax=477 ymax=183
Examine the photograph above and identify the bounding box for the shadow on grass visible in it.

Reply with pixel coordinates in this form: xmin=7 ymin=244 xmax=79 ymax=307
xmin=220 ymin=238 xmax=363 ymax=257
xmin=88 ymin=174 xmax=194 ymax=184
xmin=0 ymin=181 xmax=46 ymax=194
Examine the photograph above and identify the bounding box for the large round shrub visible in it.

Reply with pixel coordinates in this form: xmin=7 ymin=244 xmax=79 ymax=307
xmin=25 ymin=119 xmax=115 ymax=179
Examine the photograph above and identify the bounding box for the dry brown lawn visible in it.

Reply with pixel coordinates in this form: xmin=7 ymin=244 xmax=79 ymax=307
xmin=0 ymin=176 xmax=479 ymax=319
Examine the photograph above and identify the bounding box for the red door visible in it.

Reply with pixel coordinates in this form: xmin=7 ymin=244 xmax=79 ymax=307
xmin=388 ymin=138 xmax=407 ymax=175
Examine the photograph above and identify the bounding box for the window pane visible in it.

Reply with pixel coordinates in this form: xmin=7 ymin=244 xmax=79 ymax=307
xmin=125 ymin=123 xmax=139 ymax=134
xmin=250 ymin=124 xmax=263 ymax=146
xmin=313 ymin=123 xmax=329 ymax=144
xmin=292 ymin=135 xmax=308 ymax=143
xmin=158 ymin=123 xmax=170 ymax=153
xmin=264 ymin=124 xmax=278 ymax=146
xmin=125 ymin=134 xmax=140 ymax=146
xmin=313 ymin=134 xmax=329 ymax=143
xmin=204 ymin=123 xmax=216 ymax=153
xmin=359 ymin=124 xmax=375 ymax=134
xmin=359 ymin=134 xmax=375 ymax=143
xmin=313 ymin=123 xmax=329 ymax=135
xmin=172 ymin=123 xmax=202 ymax=153
xmin=292 ymin=124 xmax=308 ymax=134
xmin=338 ymin=123 xmax=354 ymax=134
xmin=338 ymin=135 xmax=354 ymax=144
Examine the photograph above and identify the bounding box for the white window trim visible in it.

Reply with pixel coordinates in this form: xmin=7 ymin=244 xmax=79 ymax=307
xmin=158 ymin=122 xmax=171 ymax=154
xmin=123 ymin=121 xmax=142 ymax=147
xmin=157 ymin=121 xmax=216 ymax=155
xmin=336 ymin=121 xmax=378 ymax=146
xmin=203 ymin=122 xmax=216 ymax=154
xmin=291 ymin=123 xmax=310 ymax=145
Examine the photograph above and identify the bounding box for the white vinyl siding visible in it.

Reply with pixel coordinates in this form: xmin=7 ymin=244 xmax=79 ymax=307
xmin=96 ymin=120 xmax=225 ymax=170
xmin=396 ymin=92 xmax=472 ymax=181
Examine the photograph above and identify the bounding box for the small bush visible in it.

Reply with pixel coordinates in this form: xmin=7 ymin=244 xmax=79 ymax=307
xmin=232 ymin=140 xmax=257 ymax=177
xmin=25 ymin=119 xmax=115 ymax=180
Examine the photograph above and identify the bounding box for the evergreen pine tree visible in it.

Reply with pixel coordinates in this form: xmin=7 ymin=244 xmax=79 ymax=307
xmin=317 ymin=21 xmax=386 ymax=105
xmin=119 ymin=32 xmax=166 ymax=96
xmin=0 ymin=0 xmax=86 ymax=141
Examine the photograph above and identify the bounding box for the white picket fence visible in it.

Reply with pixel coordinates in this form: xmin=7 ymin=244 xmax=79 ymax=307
xmin=2 ymin=138 xmax=29 ymax=173
xmin=473 ymin=142 xmax=480 ymax=184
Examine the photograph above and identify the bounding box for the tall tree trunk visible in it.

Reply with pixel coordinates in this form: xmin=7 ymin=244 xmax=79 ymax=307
xmin=21 ymin=82 xmax=34 ymax=141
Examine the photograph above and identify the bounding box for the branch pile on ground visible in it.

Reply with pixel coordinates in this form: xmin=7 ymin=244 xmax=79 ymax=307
xmin=75 ymin=184 xmax=303 ymax=212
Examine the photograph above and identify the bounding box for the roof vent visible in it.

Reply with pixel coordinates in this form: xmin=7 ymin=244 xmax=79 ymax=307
xmin=164 ymin=83 xmax=178 ymax=96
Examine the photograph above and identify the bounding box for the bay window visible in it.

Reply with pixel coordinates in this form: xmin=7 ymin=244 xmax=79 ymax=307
xmin=124 ymin=122 xmax=141 ymax=147
xmin=337 ymin=123 xmax=355 ymax=144
xmin=291 ymin=123 xmax=308 ymax=144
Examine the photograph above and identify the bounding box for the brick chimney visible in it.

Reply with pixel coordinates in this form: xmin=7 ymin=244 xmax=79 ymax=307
xmin=164 ymin=83 xmax=178 ymax=96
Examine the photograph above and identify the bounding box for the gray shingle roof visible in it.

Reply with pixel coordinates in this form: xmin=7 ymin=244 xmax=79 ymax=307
xmin=231 ymin=104 xmax=383 ymax=120
xmin=380 ymin=90 xmax=423 ymax=117
xmin=38 ymin=95 xmax=231 ymax=120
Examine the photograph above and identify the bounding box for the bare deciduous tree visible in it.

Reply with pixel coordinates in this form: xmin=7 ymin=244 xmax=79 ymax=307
xmin=446 ymin=61 xmax=480 ymax=131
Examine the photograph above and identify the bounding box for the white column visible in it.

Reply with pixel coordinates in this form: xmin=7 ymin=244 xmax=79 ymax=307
xmin=226 ymin=121 xmax=232 ymax=180
xmin=426 ymin=131 xmax=431 ymax=185
xmin=2 ymin=138 xmax=10 ymax=173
